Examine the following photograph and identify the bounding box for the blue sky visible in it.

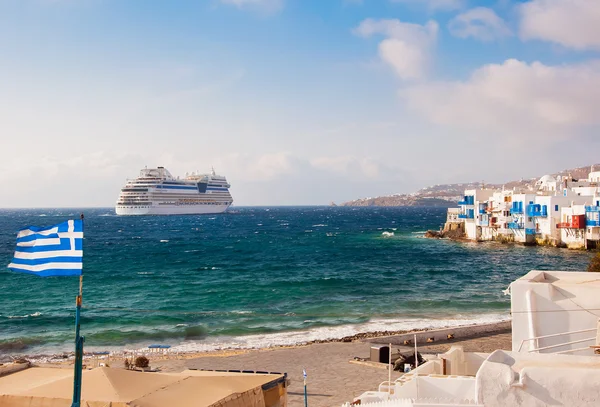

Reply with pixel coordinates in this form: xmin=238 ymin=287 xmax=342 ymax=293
xmin=2 ymin=0 xmax=600 ymax=206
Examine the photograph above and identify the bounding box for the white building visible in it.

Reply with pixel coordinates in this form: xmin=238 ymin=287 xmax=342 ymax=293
xmin=559 ymin=205 xmax=588 ymax=249
xmin=586 ymin=198 xmax=600 ymax=249
xmin=532 ymin=194 xmax=590 ymax=246
xmin=478 ymin=190 xmax=513 ymax=242
xmin=506 ymin=192 xmax=538 ymax=244
xmin=458 ymin=189 xmax=495 ymax=241
xmin=344 ymin=270 xmax=600 ymax=407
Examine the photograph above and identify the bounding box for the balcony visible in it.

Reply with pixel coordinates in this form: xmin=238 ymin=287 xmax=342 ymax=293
xmin=458 ymin=213 xmax=474 ymax=219
xmin=586 ymin=206 xmax=600 ymax=212
xmin=525 ymin=228 xmax=538 ymax=235
xmin=458 ymin=196 xmax=475 ymax=206
xmin=557 ymin=223 xmax=573 ymax=229
xmin=508 ymin=222 xmax=524 ymax=229
xmin=527 ymin=204 xmax=548 ymax=217
xmin=588 ymin=220 xmax=600 ymax=227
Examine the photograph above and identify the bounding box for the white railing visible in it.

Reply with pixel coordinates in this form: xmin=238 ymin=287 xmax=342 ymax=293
xmin=518 ymin=328 xmax=596 ymax=353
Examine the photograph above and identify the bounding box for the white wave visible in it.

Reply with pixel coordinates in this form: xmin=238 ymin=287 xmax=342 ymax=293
xmin=176 ymin=324 xmax=189 ymax=327
xmin=38 ymin=214 xmax=47 ymax=217
xmin=230 ymin=310 xmax=253 ymax=315
xmin=7 ymin=312 xmax=42 ymax=319
xmin=412 ymin=231 xmax=427 ymax=234
xmin=168 ymin=313 xmax=510 ymax=354
xmin=160 ymin=240 xmax=169 ymax=243
xmin=137 ymin=272 xmax=154 ymax=275
xmin=312 ymin=224 xmax=327 ymax=227
xmin=99 ymin=214 xmax=114 ymax=217
xmin=381 ymin=231 xmax=394 ymax=238
xmin=184 ymin=249 xmax=200 ymax=253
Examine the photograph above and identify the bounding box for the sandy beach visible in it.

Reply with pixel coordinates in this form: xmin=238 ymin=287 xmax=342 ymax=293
xmin=147 ymin=322 xmax=512 ymax=407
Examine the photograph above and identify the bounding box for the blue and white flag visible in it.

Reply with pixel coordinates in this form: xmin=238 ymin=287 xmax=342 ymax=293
xmin=8 ymin=220 xmax=83 ymax=277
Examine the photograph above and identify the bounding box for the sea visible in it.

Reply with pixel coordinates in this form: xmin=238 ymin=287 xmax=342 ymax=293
xmin=0 ymin=207 xmax=593 ymax=359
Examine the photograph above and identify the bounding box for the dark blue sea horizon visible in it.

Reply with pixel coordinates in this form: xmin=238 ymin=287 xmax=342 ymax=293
xmin=0 ymin=207 xmax=592 ymax=358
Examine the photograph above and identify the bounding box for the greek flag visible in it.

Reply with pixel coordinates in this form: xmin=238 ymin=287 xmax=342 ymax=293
xmin=7 ymin=220 xmax=83 ymax=277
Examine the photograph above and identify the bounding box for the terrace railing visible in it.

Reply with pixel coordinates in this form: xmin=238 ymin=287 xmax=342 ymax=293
xmin=517 ymin=328 xmax=597 ymax=355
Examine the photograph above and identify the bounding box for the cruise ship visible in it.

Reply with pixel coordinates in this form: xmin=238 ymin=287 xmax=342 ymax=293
xmin=115 ymin=167 xmax=233 ymax=215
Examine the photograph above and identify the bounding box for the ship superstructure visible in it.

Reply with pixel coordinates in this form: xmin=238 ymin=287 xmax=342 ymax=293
xmin=115 ymin=167 xmax=232 ymax=215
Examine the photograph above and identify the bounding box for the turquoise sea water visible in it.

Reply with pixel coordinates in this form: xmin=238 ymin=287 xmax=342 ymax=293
xmin=0 ymin=207 xmax=592 ymax=358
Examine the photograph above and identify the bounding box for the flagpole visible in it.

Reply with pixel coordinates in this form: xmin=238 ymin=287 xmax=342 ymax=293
xmin=71 ymin=214 xmax=85 ymax=407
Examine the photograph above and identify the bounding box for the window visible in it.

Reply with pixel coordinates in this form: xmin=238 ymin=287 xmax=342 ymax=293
xmin=555 ymin=205 xmax=559 ymax=211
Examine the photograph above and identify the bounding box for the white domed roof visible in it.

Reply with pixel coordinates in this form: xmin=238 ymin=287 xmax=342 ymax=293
xmin=536 ymin=174 xmax=556 ymax=185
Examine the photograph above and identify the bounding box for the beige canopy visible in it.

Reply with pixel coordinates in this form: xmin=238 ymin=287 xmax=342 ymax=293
xmin=0 ymin=367 xmax=287 ymax=407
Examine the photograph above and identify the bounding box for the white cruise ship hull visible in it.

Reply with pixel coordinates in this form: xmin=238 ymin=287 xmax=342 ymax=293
xmin=116 ymin=203 xmax=231 ymax=216
xmin=115 ymin=167 xmax=233 ymax=216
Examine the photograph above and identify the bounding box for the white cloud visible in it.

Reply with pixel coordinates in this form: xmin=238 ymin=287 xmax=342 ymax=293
xmin=219 ymin=0 xmax=283 ymax=13
xmin=310 ymin=156 xmax=380 ymax=178
xmin=355 ymin=19 xmax=439 ymax=80
xmin=448 ymin=7 xmax=512 ymax=41
xmin=519 ymin=0 xmax=600 ymax=50
xmin=391 ymin=0 xmax=464 ymax=11
xmin=403 ymin=59 xmax=600 ymax=140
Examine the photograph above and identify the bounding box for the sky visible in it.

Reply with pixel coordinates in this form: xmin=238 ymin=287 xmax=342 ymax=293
xmin=1 ymin=0 xmax=600 ymax=207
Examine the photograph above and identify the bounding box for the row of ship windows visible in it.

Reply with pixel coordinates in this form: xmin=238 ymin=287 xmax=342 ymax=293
xmin=118 ymin=202 xmax=230 ymax=208
xmin=157 ymin=202 xmax=231 ymax=206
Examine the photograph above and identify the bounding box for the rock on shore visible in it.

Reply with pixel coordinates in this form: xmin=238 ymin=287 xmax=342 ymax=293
xmin=425 ymin=222 xmax=465 ymax=240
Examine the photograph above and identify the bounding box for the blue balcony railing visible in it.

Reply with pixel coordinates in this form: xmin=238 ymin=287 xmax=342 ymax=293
xmin=479 ymin=209 xmax=486 ymax=214
xmin=527 ymin=204 xmax=547 ymax=217
xmin=588 ymin=220 xmax=600 ymax=227
xmin=586 ymin=206 xmax=600 ymax=212
xmin=525 ymin=228 xmax=538 ymax=235
xmin=458 ymin=196 xmax=475 ymax=206
xmin=458 ymin=213 xmax=474 ymax=219
xmin=508 ymin=222 xmax=524 ymax=229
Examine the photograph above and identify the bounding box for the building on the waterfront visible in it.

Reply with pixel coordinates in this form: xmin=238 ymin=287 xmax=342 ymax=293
xmin=559 ymin=204 xmax=588 ymax=249
xmin=458 ymin=189 xmax=494 ymax=241
xmin=586 ymin=199 xmax=600 ymax=249
xmin=446 ymin=169 xmax=600 ymax=249
xmin=342 ymin=270 xmax=600 ymax=407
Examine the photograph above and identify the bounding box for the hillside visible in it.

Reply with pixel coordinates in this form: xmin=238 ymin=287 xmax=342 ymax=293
xmin=339 ymin=164 xmax=600 ymax=207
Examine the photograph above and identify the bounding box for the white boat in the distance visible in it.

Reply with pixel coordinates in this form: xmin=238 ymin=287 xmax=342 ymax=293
xmin=115 ymin=167 xmax=233 ymax=215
